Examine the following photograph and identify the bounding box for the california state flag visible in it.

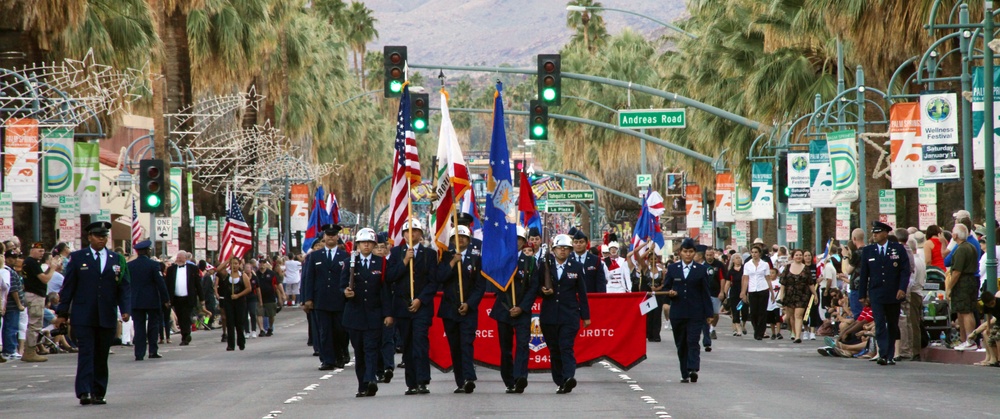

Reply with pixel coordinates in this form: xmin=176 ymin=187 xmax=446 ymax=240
xmin=432 ymin=89 xmax=471 ymax=256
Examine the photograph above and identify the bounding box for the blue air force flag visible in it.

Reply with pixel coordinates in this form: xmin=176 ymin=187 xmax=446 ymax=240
xmin=482 ymin=82 xmax=518 ymax=291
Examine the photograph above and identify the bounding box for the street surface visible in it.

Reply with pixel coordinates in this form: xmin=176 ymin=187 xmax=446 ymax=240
xmin=2 ymin=308 xmax=998 ymax=419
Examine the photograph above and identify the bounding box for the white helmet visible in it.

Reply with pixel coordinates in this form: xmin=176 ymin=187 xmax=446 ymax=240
xmin=355 ymin=228 xmax=376 ymax=243
xmin=600 ymin=244 xmax=609 ymax=254
xmin=516 ymin=225 xmax=527 ymax=239
xmin=609 ymin=241 xmax=620 ymax=250
xmin=456 ymin=225 xmax=471 ymax=237
xmin=402 ymin=219 xmax=424 ymax=232
xmin=553 ymin=234 xmax=573 ymax=248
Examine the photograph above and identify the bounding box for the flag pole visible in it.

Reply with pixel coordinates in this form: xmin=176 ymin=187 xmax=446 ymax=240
xmin=450 ymin=184 xmax=464 ymax=304
xmin=407 ymin=181 xmax=415 ymax=301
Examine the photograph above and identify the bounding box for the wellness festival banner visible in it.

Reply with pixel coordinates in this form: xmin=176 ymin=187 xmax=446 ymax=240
xmin=922 ymin=90 xmax=961 ymax=182
xmin=787 ymin=152 xmax=812 ymax=213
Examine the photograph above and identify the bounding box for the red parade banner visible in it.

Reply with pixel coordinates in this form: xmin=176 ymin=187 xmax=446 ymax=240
xmin=428 ymin=293 xmax=648 ymax=371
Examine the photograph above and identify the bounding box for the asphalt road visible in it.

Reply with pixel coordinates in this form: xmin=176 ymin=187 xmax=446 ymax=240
xmin=2 ymin=308 xmax=998 ymax=419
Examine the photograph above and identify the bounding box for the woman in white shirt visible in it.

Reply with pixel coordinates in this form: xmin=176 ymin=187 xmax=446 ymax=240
xmin=284 ymin=254 xmax=303 ymax=306
xmin=740 ymin=247 xmax=774 ymax=341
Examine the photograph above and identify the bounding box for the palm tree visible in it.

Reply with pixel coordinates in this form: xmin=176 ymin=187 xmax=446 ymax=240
xmin=344 ymin=1 xmax=378 ymax=90
xmin=313 ymin=0 xmax=347 ymax=27
xmin=565 ymin=0 xmax=607 ymax=54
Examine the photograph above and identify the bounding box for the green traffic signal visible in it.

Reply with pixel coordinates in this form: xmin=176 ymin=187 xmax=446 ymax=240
xmin=413 ymin=118 xmax=427 ymax=131
xmin=390 ymin=80 xmax=403 ymax=93
xmin=146 ymin=194 xmax=162 ymax=209
xmin=532 ymin=125 xmax=545 ymax=137
xmin=783 ymin=186 xmax=791 ymax=197
xmin=542 ymin=87 xmax=556 ymax=102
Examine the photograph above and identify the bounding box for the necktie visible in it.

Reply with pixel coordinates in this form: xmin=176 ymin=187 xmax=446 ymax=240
xmin=328 ymin=249 xmax=333 ymax=261
xmin=364 ymin=258 xmax=369 ymax=269
xmin=557 ymin=265 xmax=563 ymax=279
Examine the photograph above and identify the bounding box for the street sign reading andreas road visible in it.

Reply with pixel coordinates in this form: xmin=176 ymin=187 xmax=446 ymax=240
xmin=618 ymin=108 xmax=686 ymax=129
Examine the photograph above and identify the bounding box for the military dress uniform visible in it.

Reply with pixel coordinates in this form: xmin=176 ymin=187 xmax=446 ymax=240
xmin=858 ymin=221 xmax=911 ymax=365
xmin=127 ymin=241 xmax=169 ymax=360
xmin=341 ymin=249 xmax=396 ymax=397
xmin=56 ymin=222 xmax=131 ymax=404
xmin=302 ymin=243 xmax=350 ymax=369
xmin=569 ymin=250 xmax=605 ymax=294
xmin=664 ymin=243 xmax=714 ymax=383
xmin=491 ymin=250 xmax=539 ymax=393
xmin=538 ymin=252 xmax=591 ymax=393
xmin=388 ymin=241 xmax=440 ymax=394
xmin=437 ymin=246 xmax=487 ymax=393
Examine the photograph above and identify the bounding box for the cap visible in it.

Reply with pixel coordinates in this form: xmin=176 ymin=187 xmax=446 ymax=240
xmin=376 ymin=232 xmax=388 ymax=244
xmin=355 ymin=228 xmax=377 ymax=243
xmin=695 ymin=244 xmax=708 ymax=254
xmin=4 ymin=249 xmax=21 ymax=258
xmin=85 ymin=221 xmax=113 ymax=237
xmin=600 ymin=244 xmax=610 ymax=254
xmin=516 ymin=225 xmax=527 ymax=239
xmin=402 ymin=219 xmax=424 ymax=232
xmin=133 ymin=240 xmax=152 ymax=250
xmin=553 ymin=234 xmax=573 ymax=248
xmin=456 ymin=225 xmax=471 ymax=237
xmin=680 ymin=238 xmax=697 ymax=250
xmin=608 ymin=241 xmax=620 ymax=250
xmin=527 ymin=227 xmax=541 ymax=238
xmin=753 ymin=237 xmax=764 ymax=244
xmin=953 ymin=209 xmax=971 ymax=220
xmin=871 ymin=221 xmax=892 ymax=233
xmin=321 ymin=224 xmax=343 ymax=236
xmin=31 ymin=242 xmax=45 ymax=249
xmin=457 ymin=212 xmax=475 ymax=227
xmin=569 ymin=227 xmax=587 ymax=241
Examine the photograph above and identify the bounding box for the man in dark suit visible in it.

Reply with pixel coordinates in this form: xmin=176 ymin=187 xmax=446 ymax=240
xmin=538 ymin=233 xmax=591 ymax=394
xmin=859 ymin=221 xmax=911 ymax=366
xmin=663 ymin=238 xmax=714 ymax=383
xmin=165 ymin=251 xmax=203 ymax=346
xmin=302 ymin=224 xmax=350 ymax=370
xmin=340 ymin=228 xmax=397 ymax=397
xmin=53 ymin=222 xmax=131 ymax=405
xmin=388 ymin=219 xmax=439 ymax=395
xmin=437 ymin=225 xmax=486 ymax=394
xmin=127 ymin=240 xmax=169 ymax=360
xmin=491 ymin=225 xmax=539 ymax=394
xmin=568 ymin=227 xmax=606 ymax=293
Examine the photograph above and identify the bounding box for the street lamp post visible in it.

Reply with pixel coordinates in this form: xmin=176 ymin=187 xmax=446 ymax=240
xmin=566 ymin=5 xmax=698 ymax=39
xmin=984 ymin=1 xmax=997 ymax=294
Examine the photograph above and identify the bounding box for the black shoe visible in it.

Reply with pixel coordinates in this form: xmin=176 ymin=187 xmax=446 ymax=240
xmin=319 ymin=363 xmax=335 ymax=371
xmin=755 ymin=337 xmax=763 ymax=341
xmin=417 ymin=385 xmax=430 ymax=394
xmin=453 ymin=387 xmax=465 ymax=394
xmin=505 ymin=387 xmax=516 ymax=394
xmin=514 ymin=376 xmax=527 ymax=393
xmin=355 ymin=392 xmax=367 ymax=397
xmin=562 ymin=377 xmax=576 ymax=393
xmin=763 ymin=335 xmax=770 ymax=339
xmin=405 ymin=387 xmax=419 ymax=395
xmin=179 ymin=341 xmax=190 ymax=346
xmin=689 ymin=371 xmax=699 ymax=383
xmin=92 ymin=397 xmax=107 ymax=405
xmin=312 ymin=351 xmax=320 ymax=357
xmin=221 ymin=335 xmax=227 ymax=343
xmin=463 ymin=380 xmax=476 ymax=394
xmin=892 ymin=356 xmax=904 ymax=362
xmin=79 ymin=394 xmax=92 ymax=405
xmin=135 ymin=357 xmax=144 ymax=361
xmin=226 ymin=347 xmax=235 ymax=351
xmin=383 ymin=368 xmax=394 ymax=383
xmin=680 ymin=378 xmax=690 ymax=383
xmin=238 ymin=346 xmax=245 ymax=351
xmin=395 ymin=346 xmax=403 ymax=354
xmin=777 ymin=334 xmax=784 ymax=340
xmin=877 ymin=358 xmax=889 ymax=366
xmin=887 ymin=359 xmax=897 ymax=366
xmin=366 ymin=381 xmax=378 ymax=396
xmin=705 ymin=346 xmax=712 ymax=352
xmin=647 ymin=337 xmax=661 ymax=342
xmin=556 ymin=386 xmax=567 ymax=394
xmin=910 ymin=355 xmax=921 ymax=362
xmin=794 ymin=339 xmax=802 ymax=344
xmin=397 ymin=361 xmax=406 ymax=368
xmin=266 ymin=330 xmax=273 ymax=337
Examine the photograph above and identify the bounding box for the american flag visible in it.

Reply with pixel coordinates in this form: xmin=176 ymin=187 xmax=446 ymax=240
xmin=131 ymin=196 xmax=143 ymax=247
xmin=388 ymin=85 xmax=422 ymax=246
xmin=220 ymin=191 xmax=252 ymax=262
xmin=279 ymin=239 xmax=287 ymax=256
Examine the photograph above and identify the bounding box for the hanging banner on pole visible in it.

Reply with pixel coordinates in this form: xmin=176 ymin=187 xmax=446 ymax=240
xmin=41 ymin=128 xmax=74 ymax=208
xmin=835 ymin=202 xmax=851 ymax=242
xmin=715 ymin=173 xmax=734 ymax=223
xmin=194 ymin=216 xmax=207 ymax=249
xmin=826 ymin=130 xmax=859 ymax=202
xmin=3 ymin=118 xmax=40 ymax=202
xmin=207 ymin=220 xmax=219 ymax=251
xmin=787 ymin=152 xmax=812 ymax=213
xmin=786 ymin=214 xmax=799 ymax=244
xmin=733 ymin=220 xmax=749 ymax=249
xmin=0 ymin=192 xmax=13 ymax=241
xmin=290 ymin=184 xmax=310 ymax=231
xmin=187 ymin=172 xmax=194 ymax=221
xmin=809 ymin=140 xmax=835 ymax=208
xmin=920 ymin=90 xmax=961 ymax=181
xmin=73 ymin=142 xmax=101 ymax=214
xmin=734 ymin=177 xmax=753 ymax=222
xmin=973 ymin=68 xmax=1000 ymax=170
xmin=270 ymin=227 xmax=279 ymax=252
xmin=58 ymin=196 xmax=81 ymax=248
xmin=889 ymin=102 xmax=923 ymax=188
xmin=170 ymin=168 xmax=182 ymax=239
xmin=685 ymin=184 xmax=703 ymax=238
xmin=751 ymin=162 xmax=774 ymax=220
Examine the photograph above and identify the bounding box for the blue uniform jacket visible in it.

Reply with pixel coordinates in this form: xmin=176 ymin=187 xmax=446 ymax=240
xmin=572 ymin=252 xmax=607 ymax=293
xmin=490 ymin=252 xmax=539 ymax=325
xmin=301 ymin=247 xmax=350 ymax=312
xmin=387 ymin=244 xmax=440 ymax=318
xmin=536 ymin=256 xmax=591 ymax=325
xmin=340 ymin=253 xmax=395 ymax=330
xmin=57 ymin=248 xmax=131 ymax=329
xmin=663 ymin=261 xmax=713 ymax=320
xmin=127 ymin=255 xmax=168 ymax=310
xmin=436 ymin=249 xmax=486 ymax=321
xmin=858 ymin=241 xmax=911 ymax=305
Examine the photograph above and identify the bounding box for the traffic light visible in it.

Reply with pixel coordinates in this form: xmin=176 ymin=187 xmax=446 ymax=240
xmin=410 ymin=92 xmax=429 ymax=133
xmin=383 ymin=46 xmax=407 ymax=98
xmin=536 ymin=54 xmax=561 ymax=106
xmin=139 ymin=159 xmax=165 ymax=213
xmin=777 ymin=152 xmax=789 ymax=204
xmin=528 ymin=100 xmax=548 ymax=140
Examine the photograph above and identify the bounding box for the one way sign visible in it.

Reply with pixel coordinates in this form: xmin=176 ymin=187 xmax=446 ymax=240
xmin=154 ymin=218 xmax=173 ymax=240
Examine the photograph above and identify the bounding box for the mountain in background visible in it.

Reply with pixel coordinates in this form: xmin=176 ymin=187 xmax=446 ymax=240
xmin=364 ymin=0 xmax=688 ymax=67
